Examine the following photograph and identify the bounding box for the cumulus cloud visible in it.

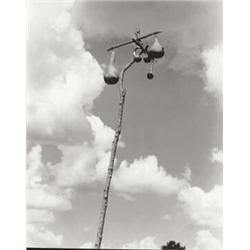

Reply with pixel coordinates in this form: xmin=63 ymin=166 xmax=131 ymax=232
xmin=73 ymin=1 xmax=221 ymax=46
xmin=80 ymin=237 xmax=158 ymax=249
xmin=27 ymin=118 xmax=114 ymax=201
xmin=27 ymin=145 xmax=74 ymax=210
xmin=182 ymin=165 xmax=192 ymax=181
xmin=112 ymin=155 xmax=189 ymax=198
xmin=87 ymin=115 xmax=125 ymax=149
xmin=53 ymin=143 xmax=101 ymax=187
xmin=47 ymin=113 xmax=126 ymax=188
xmin=50 ymin=114 xmax=117 ymax=187
xmin=27 ymin=3 xmax=223 ymax=247
xmin=162 ymin=214 xmax=172 ymax=221
xmin=73 ymin=1 xmax=221 ymax=75
xmin=27 ymin=1 xmax=129 ymax=245
xmin=72 ymin=0 xmax=223 ymax=110
xmin=27 ymin=144 xmax=73 ymax=246
xmin=80 ymin=241 xmax=111 ymax=249
xmin=122 ymin=236 xmax=159 ymax=249
xmin=27 ymin=140 xmax=190 ymax=201
xmin=27 ymin=209 xmax=55 ymax=224
xmin=27 ymin=1 xmax=104 ymax=145
xmin=210 ymin=148 xmax=223 ymax=164
xmin=27 ymin=224 xmax=63 ymax=248
xmin=27 ymin=144 xmax=46 ymax=188
xmin=87 ymin=115 xmax=115 ymax=150
xmin=42 ymin=146 xmax=190 ymax=201
xmin=191 ymin=230 xmax=222 ymax=250
xmin=27 ymin=188 xmax=73 ymax=211
xmin=178 ymin=185 xmax=222 ymax=228
xmin=80 ymin=241 xmax=94 ymax=248
xmin=26 ymin=1 xmax=112 ymax=244
xmin=47 ymin=145 xmax=109 ymax=189
xmin=202 ymin=44 xmax=223 ymax=105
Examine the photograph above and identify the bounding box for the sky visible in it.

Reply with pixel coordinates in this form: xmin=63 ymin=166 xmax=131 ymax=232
xmin=27 ymin=0 xmax=222 ymax=249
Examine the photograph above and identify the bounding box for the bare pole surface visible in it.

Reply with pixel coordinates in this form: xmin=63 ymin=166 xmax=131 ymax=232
xmin=95 ymin=58 xmax=136 ymax=249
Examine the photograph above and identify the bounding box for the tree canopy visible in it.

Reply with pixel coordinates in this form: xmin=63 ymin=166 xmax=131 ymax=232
xmin=161 ymin=240 xmax=186 ymax=250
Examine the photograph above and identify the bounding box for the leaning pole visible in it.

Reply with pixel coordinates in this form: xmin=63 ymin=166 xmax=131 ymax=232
xmin=95 ymin=58 xmax=135 ymax=249
xmin=94 ymin=31 xmax=164 ymax=249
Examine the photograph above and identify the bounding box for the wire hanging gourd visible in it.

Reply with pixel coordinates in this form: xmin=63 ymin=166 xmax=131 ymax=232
xmin=103 ymin=51 xmax=120 ymax=85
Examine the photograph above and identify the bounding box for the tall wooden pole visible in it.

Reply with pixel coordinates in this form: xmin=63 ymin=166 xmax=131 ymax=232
xmin=95 ymin=58 xmax=135 ymax=249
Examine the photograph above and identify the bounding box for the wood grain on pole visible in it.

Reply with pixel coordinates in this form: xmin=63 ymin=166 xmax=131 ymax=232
xmin=95 ymin=58 xmax=135 ymax=249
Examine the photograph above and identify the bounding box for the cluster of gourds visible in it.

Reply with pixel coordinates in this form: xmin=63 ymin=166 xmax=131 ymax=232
xmin=104 ymin=37 xmax=165 ymax=85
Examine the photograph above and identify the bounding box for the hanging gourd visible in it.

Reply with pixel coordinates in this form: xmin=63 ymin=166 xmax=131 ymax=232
xmin=143 ymin=45 xmax=151 ymax=63
xmin=147 ymin=59 xmax=155 ymax=79
xmin=148 ymin=37 xmax=165 ymax=59
xmin=104 ymin=51 xmax=120 ymax=85
xmin=147 ymin=72 xmax=154 ymax=79
xmin=143 ymin=54 xmax=152 ymax=63
xmin=133 ymin=48 xmax=142 ymax=63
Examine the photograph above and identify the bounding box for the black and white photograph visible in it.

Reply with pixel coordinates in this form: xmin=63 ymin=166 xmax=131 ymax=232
xmin=26 ymin=0 xmax=223 ymax=249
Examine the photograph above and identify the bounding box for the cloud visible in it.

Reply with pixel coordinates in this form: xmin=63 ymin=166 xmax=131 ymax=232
xmin=95 ymin=150 xmax=112 ymax=181
xmin=80 ymin=241 xmax=94 ymax=248
xmin=80 ymin=237 xmax=159 ymax=249
xmin=58 ymin=152 xmax=190 ymax=201
xmin=27 ymin=1 xmax=104 ymax=145
xmin=27 ymin=1 xmax=121 ymax=247
xmin=27 ymin=2 xmax=223 ymax=247
xmin=73 ymin=1 xmax=221 ymax=46
xmin=26 ymin=130 xmax=113 ymax=200
xmin=40 ymin=145 xmax=108 ymax=191
xmin=178 ymin=185 xmax=222 ymax=228
xmin=191 ymin=230 xmax=222 ymax=250
xmin=73 ymin=1 xmax=222 ymax=75
xmin=47 ymin=145 xmax=109 ymax=188
xmin=182 ymin=165 xmax=192 ymax=181
xmin=87 ymin=115 xmax=125 ymax=150
xmin=46 ymin=114 xmax=123 ymax=188
xmin=26 ymin=117 xmax=115 ymax=194
xmin=112 ymin=155 xmax=189 ymax=198
xmin=162 ymin=214 xmax=172 ymax=221
xmin=27 ymin=144 xmax=73 ymax=246
xmin=122 ymin=236 xmax=159 ymax=249
xmin=73 ymin=0 xmax=223 ymax=109
xmin=44 ymin=145 xmax=190 ymax=201
xmin=87 ymin=115 xmax=115 ymax=151
xmin=80 ymin=241 xmax=111 ymax=249
xmin=53 ymin=143 xmax=101 ymax=187
xmin=27 ymin=224 xmax=63 ymax=248
xmin=83 ymin=227 xmax=91 ymax=232
xmin=27 ymin=188 xmax=73 ymax=211
xmin=27 ymin=144 xmax=46 ymax=188
xmin=29 ymin=144 xmax=188 ymax=202
xmin=26 ymin=1 xmax=115 ymax=243
xmin=210 ymin=148 xmax=223 ymax=164
xmin=27 ymin=209 xmax=55 ymax=224
xmin=27 ymin=145 xmax=74 ymax=211
xmin=202 ymin=44 xmax=223 ymax=106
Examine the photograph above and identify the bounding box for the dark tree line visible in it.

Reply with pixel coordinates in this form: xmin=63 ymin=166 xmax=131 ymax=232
xmin=161 ymin=240 xmax=186 ymax=250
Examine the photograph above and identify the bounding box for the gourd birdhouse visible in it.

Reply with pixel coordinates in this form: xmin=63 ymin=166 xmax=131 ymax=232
xmin=143 ymin=54 xmax=152 ymax=63
xmin=133 ymin=48 xmax=142 ymax=63
xmin=147 ymin=59 xmax=155 ymax=80
xmin=104 ymin=51 xmax=120 ymax=85
xmin=148 ymin=37 xmax=165 ymax=59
